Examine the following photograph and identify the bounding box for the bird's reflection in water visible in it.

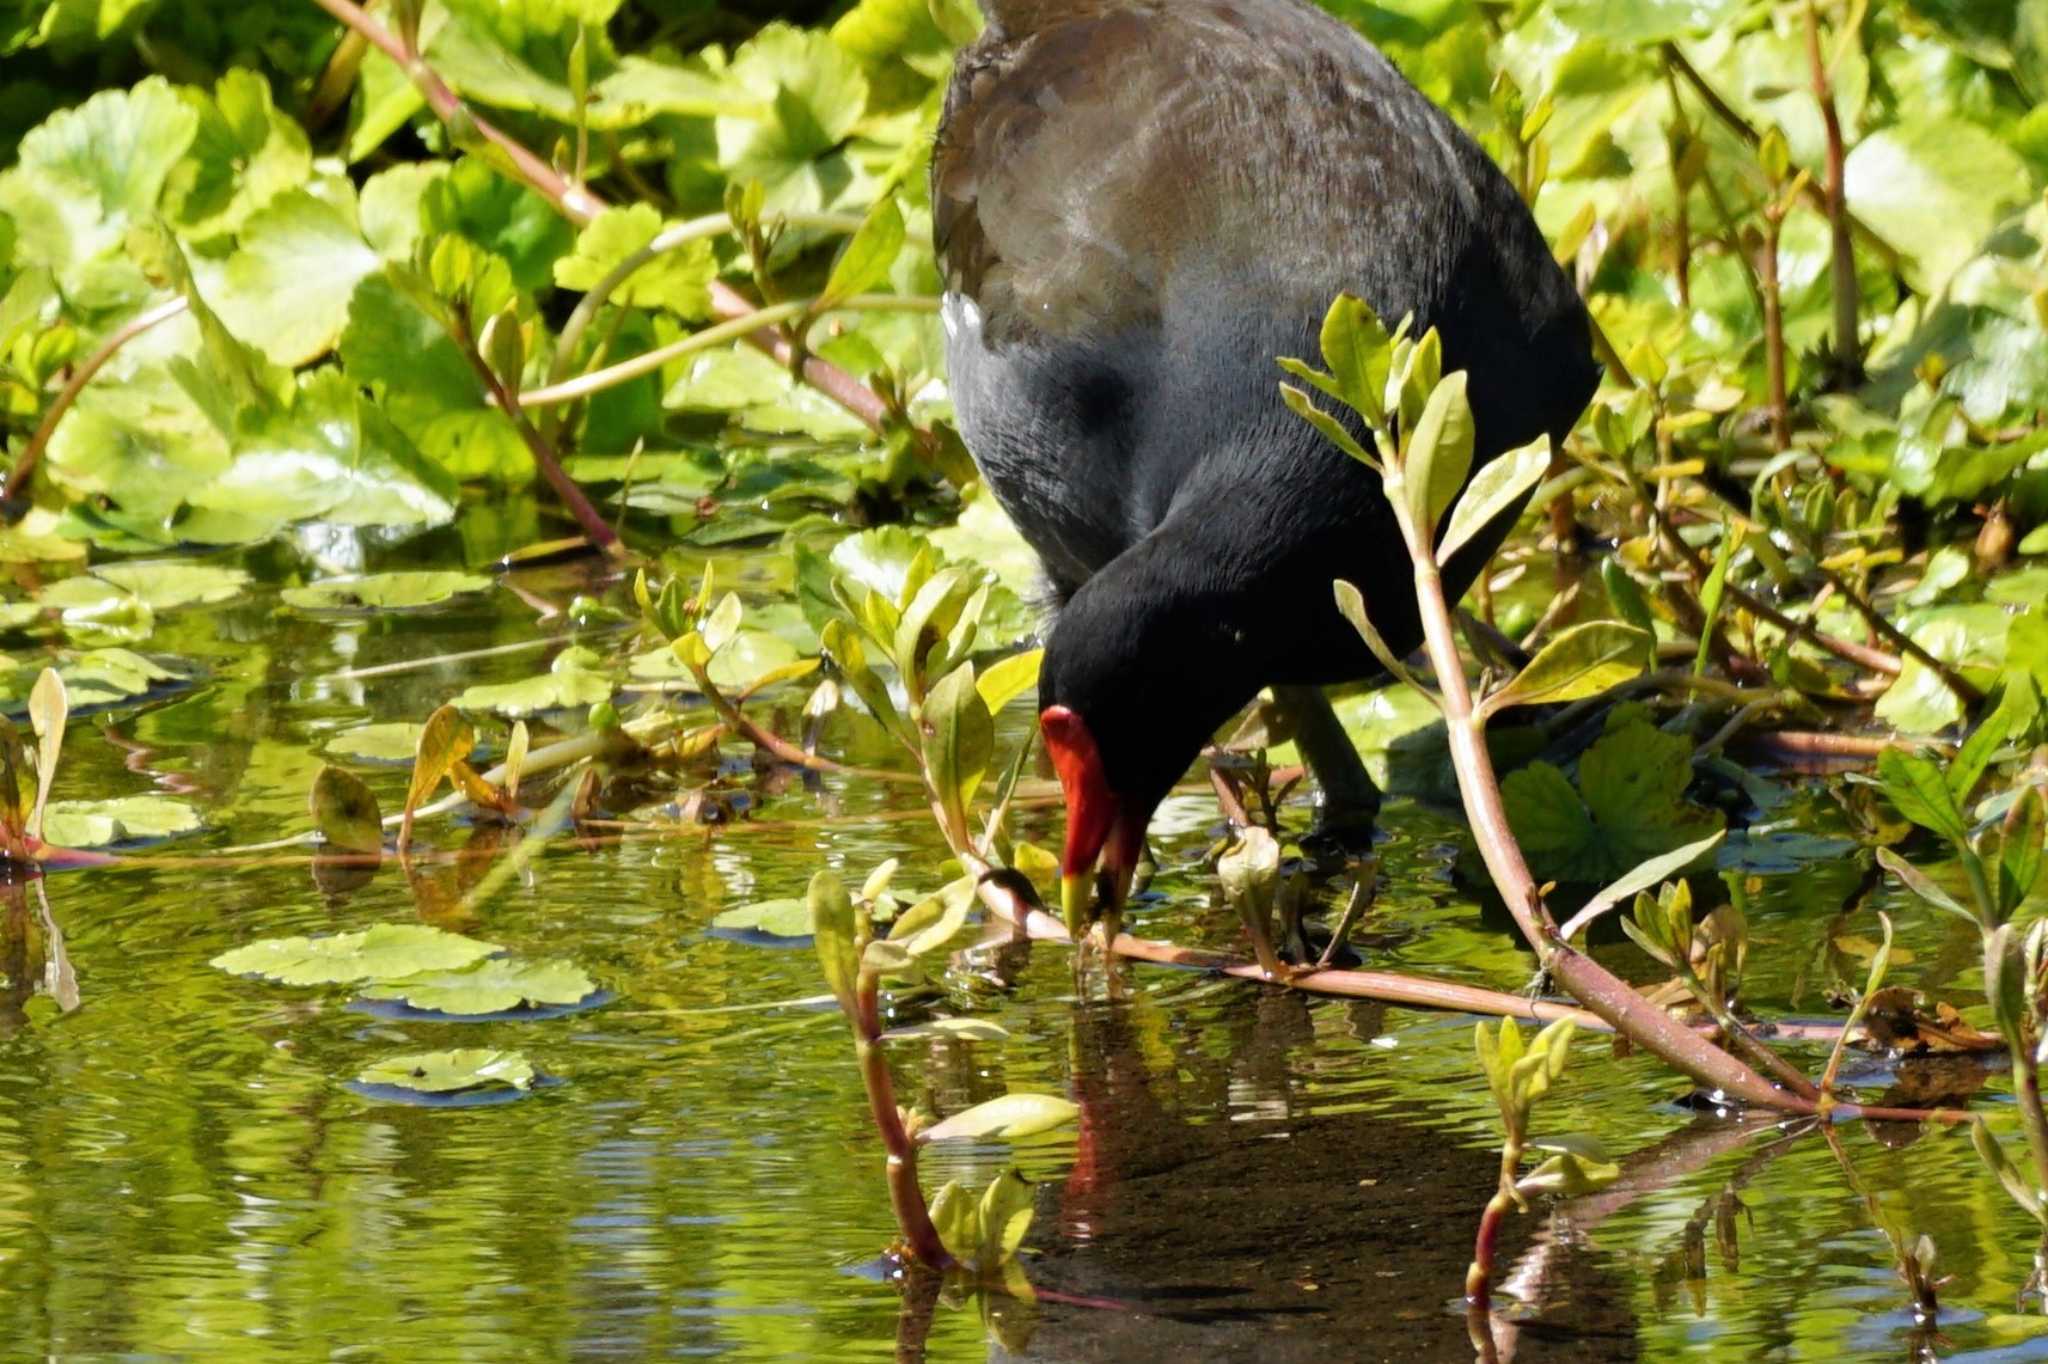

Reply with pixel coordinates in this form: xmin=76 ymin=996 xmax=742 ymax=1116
xmin=983 ymin=989 xmax=1644 ymax=1364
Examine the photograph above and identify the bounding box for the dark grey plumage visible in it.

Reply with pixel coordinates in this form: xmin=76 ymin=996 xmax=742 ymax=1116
xmin=933 ymin=0 xmax=1599 ymax=817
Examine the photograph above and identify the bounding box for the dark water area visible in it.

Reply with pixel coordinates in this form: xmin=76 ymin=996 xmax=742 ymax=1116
xmin=0 ymin=517 xmax=2043 ymax=1363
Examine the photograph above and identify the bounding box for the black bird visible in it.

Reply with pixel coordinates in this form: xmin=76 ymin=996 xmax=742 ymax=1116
xmin=932 ymin=0 xmax=1599 ymax=931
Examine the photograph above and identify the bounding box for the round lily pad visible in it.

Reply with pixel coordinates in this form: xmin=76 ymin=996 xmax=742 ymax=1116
xmin=281 ymin=572 xmax=494 ymax=612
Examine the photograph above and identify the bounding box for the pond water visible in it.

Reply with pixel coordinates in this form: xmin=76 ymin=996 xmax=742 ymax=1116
xmin=0 ymin=512 xmax=2043 ymax=1363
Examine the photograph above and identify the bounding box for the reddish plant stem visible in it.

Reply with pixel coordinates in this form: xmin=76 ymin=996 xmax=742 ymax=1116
xmin=852 ymin=978 xmax=953 ymax=1269
xmin=1661 ymin=41 xmax=1900 ymax=273
xmin=1400 ymin=516 xmax=1798 ymax=1109
xmin=5 ymin=297 xmax=190 ymax=504
xmin=449 ymin=314 xmax=623 ymax=557
xmin=1467 ymin=1184 xmax=1515 ymax=1309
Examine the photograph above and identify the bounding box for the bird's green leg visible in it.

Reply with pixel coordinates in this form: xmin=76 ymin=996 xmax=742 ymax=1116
xmin=1270 ymin=684 xmax=1380 ymax=837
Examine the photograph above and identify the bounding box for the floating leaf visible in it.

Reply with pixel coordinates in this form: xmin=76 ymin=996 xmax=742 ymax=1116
xmin=709 ymin=897 xmax=814 ymax=938
xmin=212 ymin=924 xmax=499 ymax=986
xmin=39 ymin=795 xmax=202 ymax=848
xmin=359 ymin=959 xmax=597 ymax=1016
xmin=282 ymin=572 xmax=493 ymax=612
xmin=326 ymin=722 xmax=427 ymax=764
xmin=1515 ymin=1150 xmax=1622 ymax=1198
xmin=91 ymin=562 xmax=252 ymax=609
xmin=356 ymin=1048 xmax=534 ymax=1094
xmin=920 ymin=1093 xmax=1080 ymax=1144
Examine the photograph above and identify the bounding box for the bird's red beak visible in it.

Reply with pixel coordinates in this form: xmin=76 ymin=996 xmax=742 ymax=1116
xmin=1041 ymin=704 xmax=1144 ymax=939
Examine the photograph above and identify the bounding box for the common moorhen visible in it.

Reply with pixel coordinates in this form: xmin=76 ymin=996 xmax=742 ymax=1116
xmin=932 ymin=0 xmax=1599 ymax=931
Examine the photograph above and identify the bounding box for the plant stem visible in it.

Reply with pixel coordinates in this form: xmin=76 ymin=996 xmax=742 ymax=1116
xmin=449 ymin=312 xmax=624 ymax=557
xmin=1661 ymin=40 xmax=1901 ymax=273
xmin=852 ymin=976 xmax=953 ymax=1269
xmin=1758 ymin=209 xmax=1791 ymax=453
xmin=1804 ymin=0 xmax=1862 ymax=385
xmin=522 ymin=295 xmax=936 ymax=409
xmin=1467 ymin=1140 xmax=1522 ymax=1307
xmin=5 ymin=297 xmax=190 ymax=503
xmin=1398 ymin=499 xmax=1799 ymax=1108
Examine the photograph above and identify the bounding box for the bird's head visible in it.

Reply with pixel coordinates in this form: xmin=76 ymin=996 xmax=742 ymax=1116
xmin=1037 ymin=559 xmax=1258 ymax=938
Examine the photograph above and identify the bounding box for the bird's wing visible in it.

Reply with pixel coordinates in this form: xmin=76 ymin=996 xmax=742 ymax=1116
xmin=931 ymin=0 xmax=1517 ymax=350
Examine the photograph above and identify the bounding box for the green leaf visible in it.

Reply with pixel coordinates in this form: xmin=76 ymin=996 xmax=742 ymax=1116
xmin=820 ymin=194 xmax=904 ymax=307
xmin=2000 ymin=789 xmax=2047 ymax=917
xmin=1974 ymin=1119 xmax=2044 ymax=1220
xmin=212 ymin=924 xmax=499 ymax=986
xmin=26 ymin=667 xmax=64 ymax=842
xmin=1693 ymin=523 xmax=1742 ymax=677
xmin=1877 ymin=748 xmax=1970 ymax=847
xmin=553 ymin=203 xmax=714 ymax=318
xmin=208 ymin=188 xmax=382 ymax=367
xmin=1844 ymin=119 xmax=2033 ymax=295
xmin=0 ymin=77 xmax=199 ymax=303
xmin=709 ymin=898 xmax=814 ymax=938
xmin=882 ymin=1018 xmax=1012 ymax=1042
xmin=1280 ymin=383 xmax=1377 ymax=468
xmin=920 ymin=1092 xmax=1080 ymax=1144
xmin=359 ymin=958 xmax=597 ymax=1015
xmin=1485 ymin=622 xmax=1651 ymax=714
xmin=310 ymin=765 xmax=383 ymax=855
xmin=326 ymin=722 xmax=427 ymax=764
xmin=1439 ymin=437 xmax=1548 ymax=568
xmin=453 ymin=648 xmax=613 ymax=717
xmin=977 ymin=1171 xmax=1035 ymax=1268
xmin=715 ymin=25 xmax=871 ymax=213
xmin=887 ymin=875 xmax=977 ymax=958
xmin=1987 ymin=922 xmax=2028 ymax=1048
xmin=809 ymin=870 xmax=860 ymax=1016
xmin=40 ymin=794 xmax=201 ymax=848
xmin=90 ymin=562 xmax=251 ymax=609
xmin=1564 ymin=831 xmax=1727 ymax=938
xmin=1951 ymin=677 xmax=2041 ymax=805
xmin=1875 ymin=846 xmax=1980 ymax=924
xmin=922 ymin=663 xmax=993 ymax=827
xmin=1554 ymin=0 xmax=1742 ymax=43
xmin=1600 ymin=557 xmax=1657 ymax=636
xmin=1315 ymin=290 xmax=1393 ymax=427
xmin=283 ymin=571 xmax=493 ymax=612
xmin=1402 ymin=370 xmax=1474 ymax=532
xmin=357 ymin=1048 xmax=534 ymax=1094
xmin=1334 ymin=579 xmax=1430 ymax=696
xmin=1502 ymin=718 xmax=1724 ymax=883
xmin=976 ymin=649 xmax=1042 ymax=715
xmin=1514 ymin=1150 xmax=1622 ymax=1198
xmin=927 ymin=1179 xmax=978 ymax=1262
